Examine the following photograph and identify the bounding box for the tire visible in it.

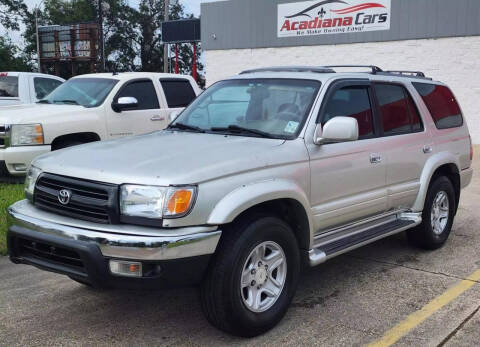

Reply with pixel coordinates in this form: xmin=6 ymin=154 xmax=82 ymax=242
xmin=407 ymin=176 xmax=456 ymax=250
xmin=201 ymin=215 xmax=300 ymax=337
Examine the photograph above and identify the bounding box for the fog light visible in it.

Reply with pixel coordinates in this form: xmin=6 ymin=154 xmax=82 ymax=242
xmin=109 ymin=260 xmax=143 ymax=277
xmin=13 ymin=164 xmax=27 ymax=171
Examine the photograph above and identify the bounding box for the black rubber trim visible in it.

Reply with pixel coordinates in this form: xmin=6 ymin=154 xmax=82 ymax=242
xmin=7 ymin=225 xmax=211 ymax=289
xmin=320 ymin=219 xmax=414 ymax=256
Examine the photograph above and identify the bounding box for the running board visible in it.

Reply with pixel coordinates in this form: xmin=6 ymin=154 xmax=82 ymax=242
xmin=308 ymin=213 xmax=421 ymax=267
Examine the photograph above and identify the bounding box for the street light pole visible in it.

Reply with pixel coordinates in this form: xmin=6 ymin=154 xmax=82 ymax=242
xmin=98 ymin=0 xmax=105 ymax=72
xmin=163 ymin=0 xmax=170 ymax=73
xmin=35 ymin=0 xmax=46 ymax=73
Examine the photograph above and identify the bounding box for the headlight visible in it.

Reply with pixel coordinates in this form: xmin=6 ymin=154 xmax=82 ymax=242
xmin=11 ymin=124 xmax=44 ymax=146
xmin=24 ymin=165 xmax=42 ymax=199
xmin=120 ymin=185 xmax=197 ymax=220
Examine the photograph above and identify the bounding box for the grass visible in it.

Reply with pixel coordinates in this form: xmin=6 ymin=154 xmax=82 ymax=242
xmin=0 ymin=184 xmax=24 ymax=255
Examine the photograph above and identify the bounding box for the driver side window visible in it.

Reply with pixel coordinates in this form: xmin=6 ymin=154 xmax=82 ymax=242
xmin=117 ymin=80 xmax=159 ymax=111
xmin=322 ymin=86 xmax=374 ymax=140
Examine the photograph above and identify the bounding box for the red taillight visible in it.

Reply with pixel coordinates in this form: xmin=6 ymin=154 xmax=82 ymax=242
xmin=470 ymin=136 xmax=474 ymax=162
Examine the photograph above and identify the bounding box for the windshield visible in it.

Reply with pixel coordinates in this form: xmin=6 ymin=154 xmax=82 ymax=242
xmin=39 ymin=78 xmax=118 ymax=107
xmin=171 ymin=79 xmax=321 ymax=139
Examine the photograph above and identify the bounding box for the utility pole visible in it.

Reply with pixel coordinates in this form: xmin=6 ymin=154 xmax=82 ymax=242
xmin=98 ymin=0 xmax=105 ymax=72
xmin=35 ymin=0 xmax=46 ymax=73
xmin=163 ymin=0 xmax=170 ymax=73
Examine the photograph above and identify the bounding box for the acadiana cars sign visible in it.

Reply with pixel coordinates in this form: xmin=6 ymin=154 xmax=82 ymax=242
xmin=278 ymin=0 xmax=391 ymax=38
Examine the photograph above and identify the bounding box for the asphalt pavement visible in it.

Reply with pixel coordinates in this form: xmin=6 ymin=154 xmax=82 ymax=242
xmin=1 ymin=150 xmax=479 ymax=346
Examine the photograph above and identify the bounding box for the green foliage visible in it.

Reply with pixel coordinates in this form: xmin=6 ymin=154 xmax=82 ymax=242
xmin=0 ymin=184 xmax=24 ymax=256
xmin=0 ymin=0 xmax=28 ymax=30
xmin=0 ymin=37 xmax=33 ymax=71
xmin=19 ymin=0 xmax=203 ymax=79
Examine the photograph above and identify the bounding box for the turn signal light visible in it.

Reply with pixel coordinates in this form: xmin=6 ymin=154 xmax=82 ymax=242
xmin=166 ymin=189 xmax=193 ymax=215
xmin=109 ymin=260 xmax=142 ymax=277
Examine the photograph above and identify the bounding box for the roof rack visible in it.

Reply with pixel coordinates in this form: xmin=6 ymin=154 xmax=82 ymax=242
xmin=382 ymin=70 xmax=426 ymax=77
xmin=324 ymin=65 xmax=383 ymax=74
xmin=239 ymin=66 xmax=335 ymax=74
xmin=239 ymin=65 xmax=431 ymax=79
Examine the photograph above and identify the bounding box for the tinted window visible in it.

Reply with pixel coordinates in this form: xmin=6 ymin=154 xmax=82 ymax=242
xmin=323 ymin=86 xmax=374 ymax=139
xmin=34 ymin=77 xmax=62 ymax=99
xmin=117 ymin=80 xmax=159 ymax=110
xmin=376 ymin=84 xmax=411 ymax=136
xmin=0 ymin=76 xmax=19 ymax=97
xmin=407 ymin=92 xmax=423 ymax=131
xmin=161 ymin=79 xmax=196 ymax=108
xmin=413 ymin=83 xmax=463 ymax=129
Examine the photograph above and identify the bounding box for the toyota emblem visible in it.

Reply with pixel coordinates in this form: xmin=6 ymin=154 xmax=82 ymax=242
xmin=58 ymin=189 xmax=72 ymax=205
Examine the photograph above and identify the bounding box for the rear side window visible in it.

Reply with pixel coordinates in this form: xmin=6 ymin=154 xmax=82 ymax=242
xmin=117 ymin=80 xmax=159 ymax=110
xmin=413 ymin=83 xmax=463 ymax=129
xmin=323 ymin=86 xmax=374 ymax=139
xmin=160 ymin=79 xmax=196 ymax=108
xmin=34 ymin=77 xmax=63 ymax=100
xmin=375 ymin=83 xmax=423 ymax=136
xmin=0 ymin=76 xmax=19 ymax=97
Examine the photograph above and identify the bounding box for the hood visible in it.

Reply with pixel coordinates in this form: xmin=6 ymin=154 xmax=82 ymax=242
xmin=34 ymin=131 xmax=288 ymax=185
xmin=0 ymin=104 xmax=86 ymax=124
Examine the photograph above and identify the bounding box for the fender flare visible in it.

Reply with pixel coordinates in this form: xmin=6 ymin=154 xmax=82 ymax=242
xmin=411 ymin=151 xmax=461 ymax=212
xmin=207 ymin=179 xmax=314 ymax=244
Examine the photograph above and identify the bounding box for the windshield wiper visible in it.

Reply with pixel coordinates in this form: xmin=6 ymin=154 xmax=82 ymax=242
xmin=210 ymin=125 xmax=279 ymax=139
xmin=168 ymin=122 xmax=206 ymax=133
xmin=37 ymin=99 xmax=51 ymax=104
xmin=53 ymin=99 xmax=81 ymax=105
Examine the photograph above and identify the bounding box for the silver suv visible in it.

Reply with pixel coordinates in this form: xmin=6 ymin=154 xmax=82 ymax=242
xmin=7 ymin=66 xmax=474 ymax=337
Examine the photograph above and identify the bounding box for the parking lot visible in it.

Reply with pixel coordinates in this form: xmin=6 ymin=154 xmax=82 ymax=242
xmin=1 ymin=150 xmax=479 ymax=346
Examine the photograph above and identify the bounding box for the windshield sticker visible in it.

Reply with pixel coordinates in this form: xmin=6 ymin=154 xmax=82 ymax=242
xmin=284 ymin=121 xmax=299 ymax=134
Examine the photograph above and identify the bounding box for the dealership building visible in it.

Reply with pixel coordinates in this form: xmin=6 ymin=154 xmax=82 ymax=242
xmin=200 ymin=0 xmax=480 ymax=143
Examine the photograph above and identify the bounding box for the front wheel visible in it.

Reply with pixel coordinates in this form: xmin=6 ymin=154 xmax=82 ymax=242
xmin=201 ymin=215 xmax=300 ymax=337
xmin=407 ymin=176 xmax=456 ymax=250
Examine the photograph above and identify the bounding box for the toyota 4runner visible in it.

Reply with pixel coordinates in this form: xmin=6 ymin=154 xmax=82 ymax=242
xmin=7 ymin=66 xmax=473 ymax=337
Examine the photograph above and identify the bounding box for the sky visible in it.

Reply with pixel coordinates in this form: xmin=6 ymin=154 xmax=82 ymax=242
xmin=3 ymin=0 xmax=220 ymax=47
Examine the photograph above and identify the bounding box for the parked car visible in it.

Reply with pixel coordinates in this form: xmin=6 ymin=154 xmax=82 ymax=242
xmin=0 ymin=72 xmax=64 ymax=106
xmin=0 ymin=72 xmax=201 ymax=178
xmin=7 ymin=66 xmax=473 ymax=337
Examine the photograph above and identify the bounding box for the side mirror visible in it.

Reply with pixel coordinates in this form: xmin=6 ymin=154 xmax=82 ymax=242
xmin=168 ymin=110 xmax=181 ymax=123
xmin=314 ymin=117 xmax=359 ymax=145
xmin=112 ymin=96 xmax=138 ymax=113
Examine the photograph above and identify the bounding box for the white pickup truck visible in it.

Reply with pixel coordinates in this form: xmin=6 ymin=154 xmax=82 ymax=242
xmin=0 ymin=72 xmax=201 ymax=178
xmin=0 ymin=72 xmax=64 ymax=106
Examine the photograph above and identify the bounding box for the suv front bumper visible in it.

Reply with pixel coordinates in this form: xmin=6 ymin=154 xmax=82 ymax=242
xmin=7 ymin=200 xmax=221 ymax=289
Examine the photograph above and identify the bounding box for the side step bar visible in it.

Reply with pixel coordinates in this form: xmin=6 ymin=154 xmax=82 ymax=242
xmin=308 ymin=213 xmax=421 ymax=267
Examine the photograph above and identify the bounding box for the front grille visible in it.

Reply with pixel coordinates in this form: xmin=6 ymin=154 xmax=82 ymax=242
xmin=0 ymin=125 xmax=7 ymax=148
xmin=34 ymin=173 xmax=119 ymax=224
xmin=17 ymin=237 xmax=85 ymax=272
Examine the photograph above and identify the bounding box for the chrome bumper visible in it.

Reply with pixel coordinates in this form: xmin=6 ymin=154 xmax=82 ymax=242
xmin=7 ymin=200 xmax=221 ymax=261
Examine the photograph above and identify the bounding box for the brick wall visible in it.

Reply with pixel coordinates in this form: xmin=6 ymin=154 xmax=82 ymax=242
xmin=205 ymin=36 xmax=480 ymax=143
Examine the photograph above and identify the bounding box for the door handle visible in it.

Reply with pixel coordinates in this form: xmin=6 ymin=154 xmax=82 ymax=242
xmin=151 ymin=115 xmax=165 ymax=121
xmin=370 ymin=153 xmax=382 ymax=164
xmin=423 ymin=145 xmax=433 ymax=154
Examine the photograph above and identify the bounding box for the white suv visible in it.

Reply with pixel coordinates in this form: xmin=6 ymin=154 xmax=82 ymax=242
xmin=7 ymin=66 xmax=473 ymax=337
xmin=0 ymin=72 xmax=201 ymax=178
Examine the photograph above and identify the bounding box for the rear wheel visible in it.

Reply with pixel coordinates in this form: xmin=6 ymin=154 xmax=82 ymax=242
xmin=407 ymin=176 xmax=455 ymax=250
xmin=201 ymin=215 xmax=300 ymax=337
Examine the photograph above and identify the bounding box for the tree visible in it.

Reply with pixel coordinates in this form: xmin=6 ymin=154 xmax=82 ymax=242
xmin=0 ymin=37 xmax=32 ymax=71
xmin=20 ymin=0 xmax=203 ymax=79
xmin=0 ymin=0 xmax=27 ymax=30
